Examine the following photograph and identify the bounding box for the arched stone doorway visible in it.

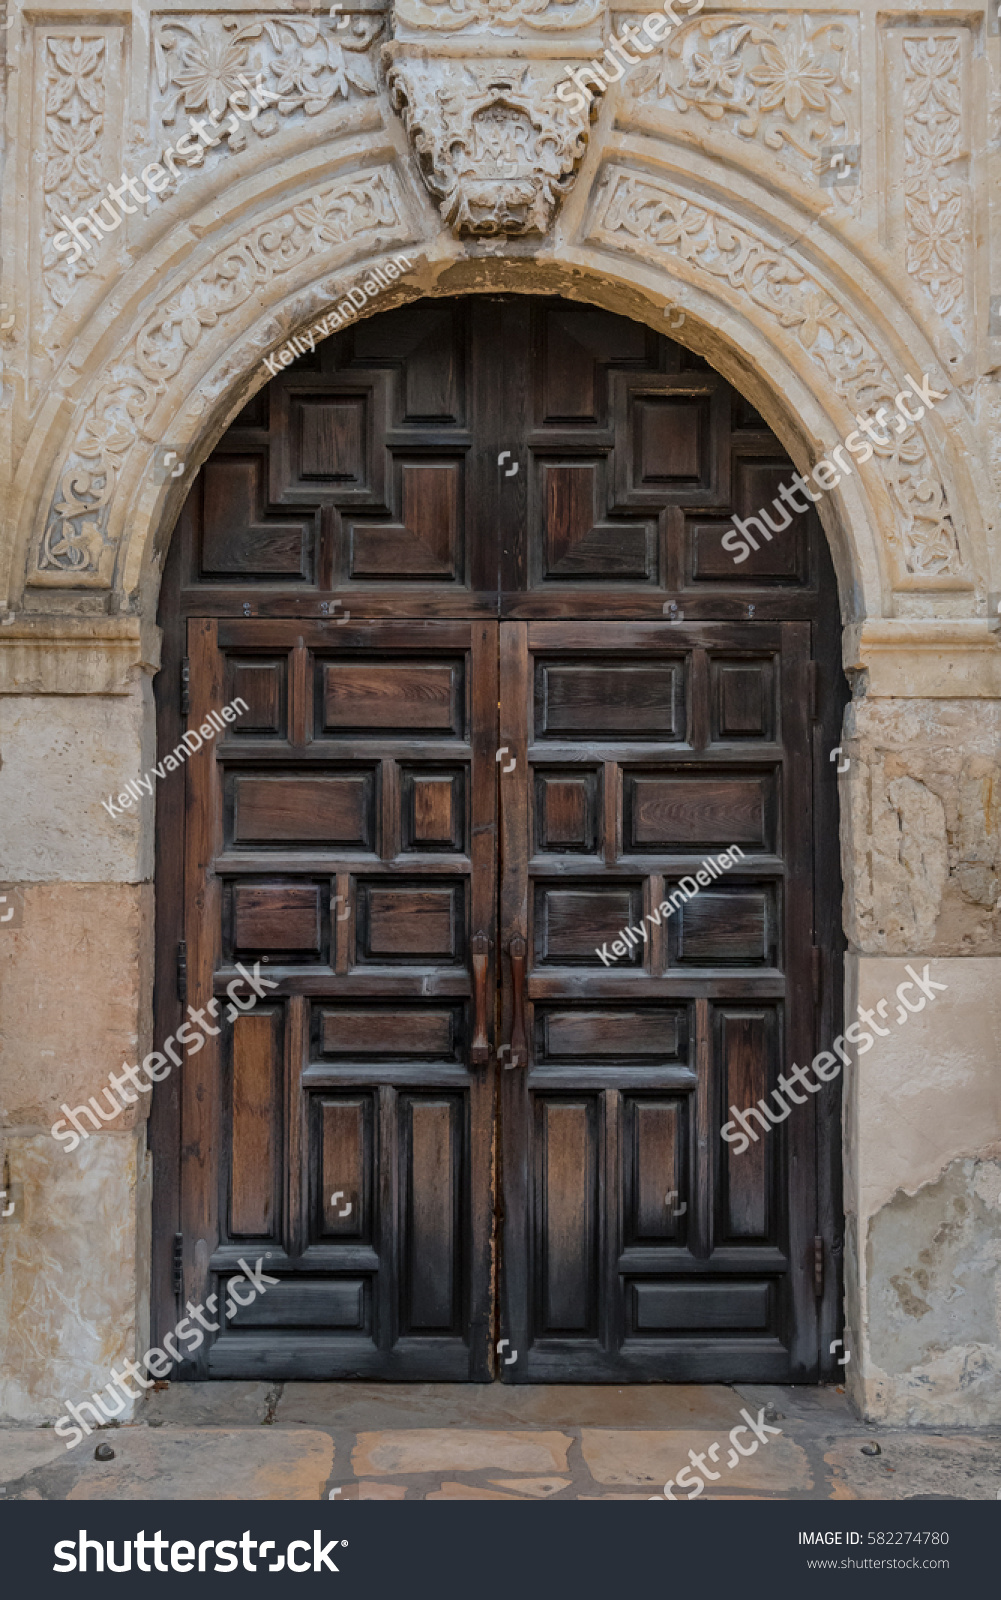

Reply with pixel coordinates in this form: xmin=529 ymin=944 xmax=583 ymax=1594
xmin=151 ymin=292 xmax=847 ymax=1382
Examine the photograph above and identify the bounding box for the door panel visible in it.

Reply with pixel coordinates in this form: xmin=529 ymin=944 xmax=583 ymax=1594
xmin=179 ymin=618 xmax=497 ymax=1379
xmin=154 ymin=294 xmax=845 ymax=1383
xmin=498 ymin=619 xmax=817 ymax=1381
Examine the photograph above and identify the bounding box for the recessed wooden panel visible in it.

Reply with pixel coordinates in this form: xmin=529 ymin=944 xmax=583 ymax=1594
xmin=712 ymin=660 xmax=773 ymax=741
xmin=404 ymin=1097 xmax=460 ymax=1332
xmin=542 ymin=1009 xmax=685 ymax=1061
xmin=223 ymin=1278 xmax=366 ymax=1328
xmin=319 ymin=1096 xmax=368 ymax=1238
xmin=673 ymin=890 xmax=771 ymax=966
xmin=232 ymin=773 xmax=374 ymax=847
xmin=360 ymin=883 xmax=461 ymax=962
xmin=321 ymin=661 xmax=461 ymax=736
xmin=293 ymin=395 xmax=367 ymax=483
xmin=627 ymin=1099 xmax=683 ymax=1242
xmin=534 ymin=771 xmax=600 ymax=854
xmin=543 ymin=464 xmax=652 ymax=579
xmin=537 ymin=663 xmax=683 ymax=740
xmin=539 ymin=307 xmax=648 ymax=423
xmin=689 ymin=456 xmax=811 ymax=584
xmin=538 ymin=1099 xmax=596 ymax=1334
xmin=626 ymin=774 xmax=769 ymax=851
xmin=230 ymin=1010 xmax=278 ymax=1237
xmin=351 ymin=463 xmax=461 ymax=579
xmin=200 ymin=458 xmax=312 ymax=578
xmin=633 ymin=396 xmax=705 ymax=483
xmin=632 ymin=1282 xmax=770 ymax=1331
xmin=233 ymin=883 xmax=321 ymax=953
xmin=721 ymin=1010 xmax=772 ymax=1239
xmin=401 ymin=768 xmax=465 ymax=853
xmin=225 ymin=658 xmax=286 ymax=738
xmin=320 ymin=1008 xmax=456 ymax=1058
xmin=535 ymin=885 xmax=642 ymax=965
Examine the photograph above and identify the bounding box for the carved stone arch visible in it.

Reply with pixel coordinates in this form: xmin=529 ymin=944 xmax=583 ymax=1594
xmin=13 ymin=138 xmax=989 ymax=627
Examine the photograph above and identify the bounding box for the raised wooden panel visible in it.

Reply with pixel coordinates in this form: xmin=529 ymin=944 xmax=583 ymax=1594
xmin=631 ymin=1282 xmax=770 ymax=1332
xmin=688 ymin=455 xmax=812 ymax=584
xmin=542 ymin=463 xmax=652 ymax=579
xmin=537 ymin=1099 xmax=596 ymax=1334
xmin=673 ymin=889 xmax=772 ymax=967
xmin=225 ymin=658 xmax=287 ymax=738
xmin=223 ymin=1277 xmax=367 ymax=1328
xmin=626 ymin=1099 xmax=684 ymax=1243
xmin=401 ymin=768 xmax=465 ymax=853
xmin=230 ymin=1010 xmax=279 ymax=1237
xmin=350 ymin=463 xmax=461 ymax=579
xmin=625 ymin=773 xmax=771 ymax=852
xmin=541 ymin=1008 xmax=686 ymax=1061
xmin=359 ymin=882 xmax=462 ymax=963
xmin=403 ymin=1097 xmax=461 ymax=1332
xmin=720 ymin=1009 xmax=772 ymax=1240
xmin=712 ymin=660 xmax=775 ymax=742
xmin=537 ymin=662 xmax=684 ymax=740
xmin=535 ymin=884 xmax=642 ymax=965
xmin=320 ymin=1008 xmax=457 ymax=1058
xmin=233 ymin=883 xmax=322 ymax=954
xmin=318 ymin=1095 xmax=370 ymax=1238
xmin=534 ymin=770 xmax=600 ymax=854
xmin=231 ymin=772 xmax=375 ymax=848
xmin=633 ymin=396 xmax=706 ymax=485
xmin=292 ymin=394 xmax=367 ymax=484
xmin=320 ymin=661 xmax=462 ymax=736
xmin=199 ymin=458 xmax=313 ymax=579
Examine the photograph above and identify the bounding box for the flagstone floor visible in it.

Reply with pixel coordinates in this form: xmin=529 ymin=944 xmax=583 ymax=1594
xmin=2 ymin=1382 xmax=999 ymax=1501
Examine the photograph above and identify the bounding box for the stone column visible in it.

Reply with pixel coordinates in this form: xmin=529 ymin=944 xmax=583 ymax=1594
xmin=841 ymin=622 xmax=1001 ymax=1424
xmin=0 ymin=619 xmax=157 ymax=1421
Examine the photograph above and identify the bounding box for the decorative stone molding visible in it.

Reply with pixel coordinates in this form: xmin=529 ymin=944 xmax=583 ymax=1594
xmin=627 ymin=9 xmax=860 ymax=212
xmin=0 ymin=618 xmax=157 ymax=695
xmin=588 ymin=167 xmax=969 ymax=585
xmin=31 ymin=170 xmax=409 ymax=589
xmin=384 ymin=56 xmax=599 ymax=236
xmin=844 ymin=621 xmax=1001 ymax=699
xmin=880 ymin=21 xmax=972 ymax=343
xmin=40 ymin=29 xmax=120 ymax=311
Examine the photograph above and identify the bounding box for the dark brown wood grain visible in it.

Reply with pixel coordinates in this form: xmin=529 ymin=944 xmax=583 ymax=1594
xmin=154 ymin=294 xmax=844 ymax=1384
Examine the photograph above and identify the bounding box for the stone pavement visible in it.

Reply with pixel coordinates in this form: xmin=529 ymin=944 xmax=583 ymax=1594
xmin=2 ymin=1383 xmax=999 ymax=1501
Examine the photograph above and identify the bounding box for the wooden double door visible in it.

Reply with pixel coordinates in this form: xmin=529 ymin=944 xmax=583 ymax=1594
xmin=153 ymin=297 xmax=845 ymax=1383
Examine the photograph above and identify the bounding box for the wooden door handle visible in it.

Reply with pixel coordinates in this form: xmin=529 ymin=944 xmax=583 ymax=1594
xmin=507 ymin=935 xmax=528 ymax=1068
xmin=470 ymin=931 xmax=490 ymax=1066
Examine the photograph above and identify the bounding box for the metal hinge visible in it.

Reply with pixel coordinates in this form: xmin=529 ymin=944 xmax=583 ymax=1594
xmin=173 ymin=1232 xmax=184 ymax=1299
xmin=180 ymin=657 xmax=190 ymax=716
xmin=814 ymin=1236 xmax=825 ymax=1299
xmin=177 ymin=940 xmax=187 ymax=1004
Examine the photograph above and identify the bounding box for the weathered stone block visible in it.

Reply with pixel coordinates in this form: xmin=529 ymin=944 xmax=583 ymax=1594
xmin=0 ymin=883 xmax=153 ymax=1133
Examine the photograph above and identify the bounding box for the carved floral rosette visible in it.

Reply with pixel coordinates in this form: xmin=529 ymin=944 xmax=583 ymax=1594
xmin=384 ymin=54 xmax=600 ymax=238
